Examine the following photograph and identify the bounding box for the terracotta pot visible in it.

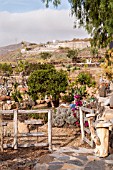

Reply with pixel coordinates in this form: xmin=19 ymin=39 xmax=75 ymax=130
xmin=0 ymin=96 xmax=11 ymax=101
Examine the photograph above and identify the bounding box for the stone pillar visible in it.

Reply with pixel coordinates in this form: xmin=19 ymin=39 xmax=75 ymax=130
xmin=95 ymin=121 xmax=112 ymax=157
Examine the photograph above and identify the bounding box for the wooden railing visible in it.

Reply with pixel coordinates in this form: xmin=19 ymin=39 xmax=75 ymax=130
xmin=79 ymin=106 xmax=95 ymax=147
xmin=0 ymin=109 xmax=52 ymax=151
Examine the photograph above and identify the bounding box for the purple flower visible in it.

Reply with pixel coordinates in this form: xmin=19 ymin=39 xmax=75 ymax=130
xmin=74 ymin=94 xmax=80 ymax=99
xmin=75 ymin=101 xmax=82 ymax=106
xmin=84 ymin=121 xmax=89 ymax=127
xmin=71 ymin=108 xmax=76 ymax=111
xmin=73 ymin=113 xmax=76 ymax=117
xmin=75 ymin=121 xmax=80 ymax=127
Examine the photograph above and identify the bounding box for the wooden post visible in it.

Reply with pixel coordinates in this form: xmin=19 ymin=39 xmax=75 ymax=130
xmin=79 ymin=107 xmax=85 ymax=143
xmin=36 ymin=126 xmax=39 ymax=143
xmin=0 ymin=113 xmax=3 ymax=152
xmin=13 ymin=110 xmax=18 ymax=149
xmin=48 ymin=110 xmax=52 ymax=151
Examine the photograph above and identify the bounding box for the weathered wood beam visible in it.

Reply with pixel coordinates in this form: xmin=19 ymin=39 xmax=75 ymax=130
xmin=81 ymin=107 xmax=94 ymax=113
xmin=20 ymin=132 xmax=45 ymax=137
xmin=48 ymin=110 xmax=52 ymax=151
xmin=13 ymin=110 xmax=18 ymax=149
xmin=0 ymin=113 xmax=3 ymax=151
xmin=3 ymin=143 xmax=49 ymax=148
xmin=18 ymin=109 xmax=50 ymax=114
xmin=79 ymin=107 xmax=85 ymax=143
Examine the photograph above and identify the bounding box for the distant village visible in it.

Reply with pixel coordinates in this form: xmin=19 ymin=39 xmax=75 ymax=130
xmin=21 ymin=38 xmax=91 ymax=55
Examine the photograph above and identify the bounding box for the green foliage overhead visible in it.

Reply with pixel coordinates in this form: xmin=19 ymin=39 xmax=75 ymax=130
xmin=42 ymin=0 xmax=113 ymax=48
xmin=27 ymin=66 xmax=68 ymax=101
xmin=42 ymin=0 xmax=61 ymax=7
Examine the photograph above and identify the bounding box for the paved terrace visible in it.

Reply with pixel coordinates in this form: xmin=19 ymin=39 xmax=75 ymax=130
xmin=34 ymin=147 xmax=113 ymax=170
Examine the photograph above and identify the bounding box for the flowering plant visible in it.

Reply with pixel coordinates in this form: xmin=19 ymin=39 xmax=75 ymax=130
xmin=71 ymin=94 xmax=83 ymax=126
xmin=74 ymin=94 xmax=81 ymax=99
xmin=75 ymin=100 xmax=82 ymax=106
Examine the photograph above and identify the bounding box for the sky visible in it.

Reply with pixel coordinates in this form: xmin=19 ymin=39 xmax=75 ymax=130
xmin=0 ymin=0 xmax=90 ymax=47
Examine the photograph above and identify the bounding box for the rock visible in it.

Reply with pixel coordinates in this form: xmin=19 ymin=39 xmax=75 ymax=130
xmin=84 ymin=160 xmax=105 ymax=170
xmin=105 ymin=160 xmax=113 ymax=165
xmin=33 ymin=163 xmax=49 ymax=170
xmin=66 ymin=159 xmax=83 ymax=166
xmin=48 ymin=161 xmax=64 ymax=170
xmin=61 ymin=163 xmax=83 ymax=170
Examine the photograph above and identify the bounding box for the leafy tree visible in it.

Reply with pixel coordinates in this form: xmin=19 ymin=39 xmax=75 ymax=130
xmin=27 ymin=66 xmax=68 ymax=106
xmin=42 ymin=0 xmax=113 ymax=48
xmin=67 ymin=49 xmax=78 ymax=62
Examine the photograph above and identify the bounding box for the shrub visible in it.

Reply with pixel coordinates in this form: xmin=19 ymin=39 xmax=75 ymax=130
xmin=76 ymin=72 xmax=96 ymax=87
xmin=27 ymin=66 xmax=68 ymax=106
xmin=39 ymin=52 xmax=52 ymax=60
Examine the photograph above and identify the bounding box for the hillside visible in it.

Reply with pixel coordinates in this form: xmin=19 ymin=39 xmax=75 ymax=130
xmin=0 ymin=43 xmax=22 ymax=55
xmin=0 ymin=40 xmax=106 ymax=63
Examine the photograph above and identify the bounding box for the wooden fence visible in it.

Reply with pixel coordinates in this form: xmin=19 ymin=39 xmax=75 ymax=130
xmin=0 ymin=109 xmax=52 ymax=151
xmin=79 ymin=106 xmax=95 ymax=147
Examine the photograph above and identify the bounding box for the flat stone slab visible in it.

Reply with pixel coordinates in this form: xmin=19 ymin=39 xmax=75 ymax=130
xmin=84 ymin=160 xmax=105 ymax=170
xmin=105 ymin=160 xmax=113 ymax=165
xmin=33 ymin=163 xmax=48 ymax=170
xmin=61 ymin=163 xmax=83 ymax=170
xmin=48 ymin=161 xmax=64 ymax=170
xmin=66 ymin=159 xmax=83 ymax=166
xmin=56 ymin=155 xmax=70 ymax=161
xmin=56 ymin=147 xmax=94 ymax=154
xmin=75 ymin=155 xmax=88 ymax=161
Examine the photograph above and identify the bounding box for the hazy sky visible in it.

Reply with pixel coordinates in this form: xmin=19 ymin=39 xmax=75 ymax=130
xmin=0 ymin=0 xmax=90 ymax=47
